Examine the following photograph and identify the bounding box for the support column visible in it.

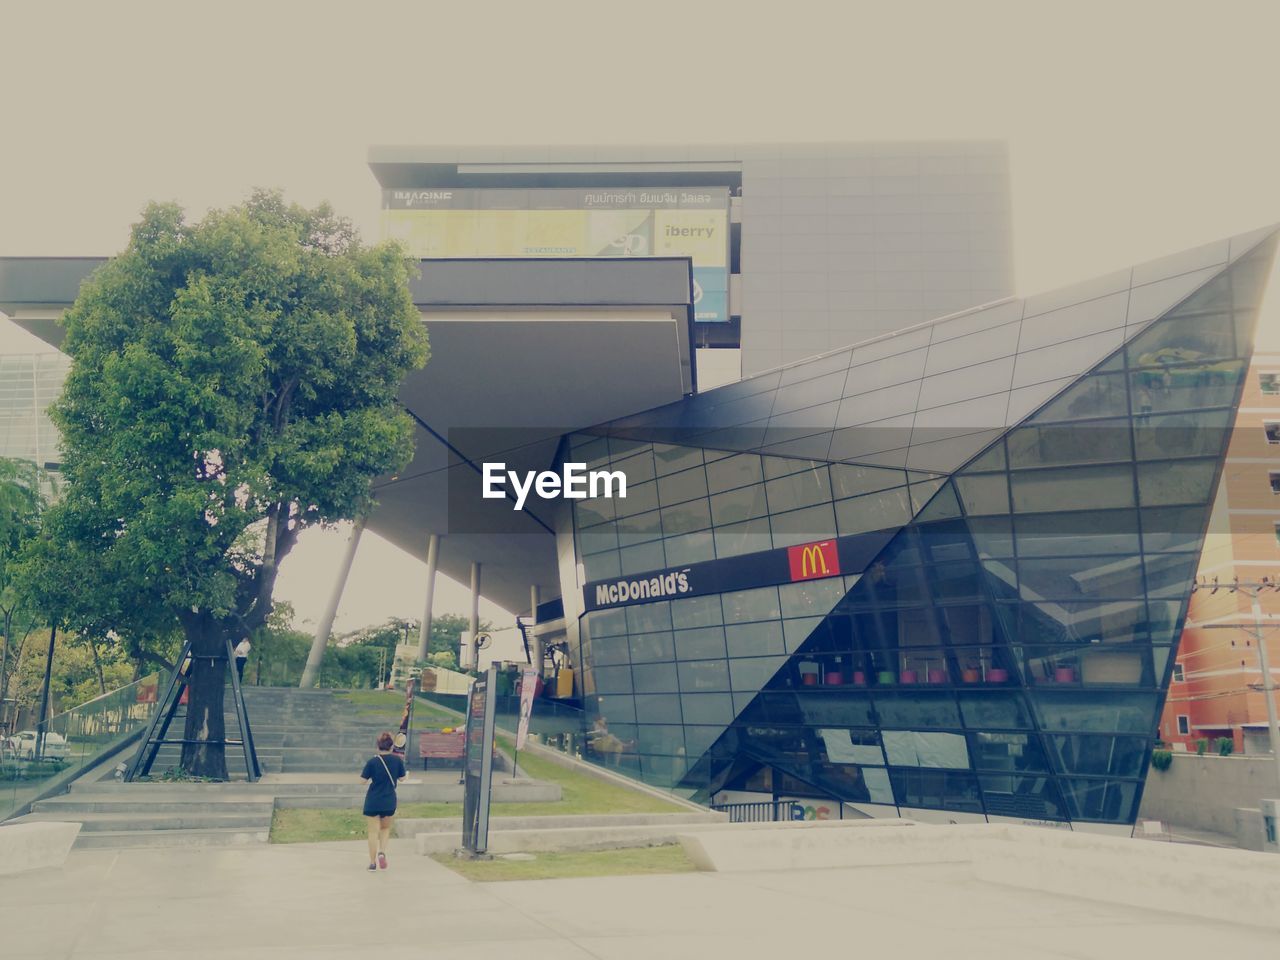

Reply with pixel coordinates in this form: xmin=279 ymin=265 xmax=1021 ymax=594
xmin=416 ymin=533 xmax=440 ymax=661
xmin=299 ymin=516 xmax=366 ymax=689
xmin=464 ymin=561 xmax=481 ymax=670
xmin=529 ymin=585 xmax=543 ymax=670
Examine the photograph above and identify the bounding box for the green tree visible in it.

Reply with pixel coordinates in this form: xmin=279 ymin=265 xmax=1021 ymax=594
xmin=0 ymin=458 xmax=47 ymax=730
xmin=28 ymin=192 xmax=428 ymax=777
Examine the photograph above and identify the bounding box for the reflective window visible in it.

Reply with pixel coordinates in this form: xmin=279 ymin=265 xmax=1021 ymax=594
xmin=1058 ymin=778 xmax=1140 ymax=823
xmin=619 ymin=540 xmax=665 ymax=576
xmin=664 ymin=530 xmax=715 ymax=566
xmin=979 ymin=775 xmax=1068 ymax=820
xmin=721 ymin=587 xmax=782 ymax=623
xmin=770 ymin=503 xmax=838 ymax=548
xmin=889 ymin=768 xmax=984 ymax=813
xmin=1136 ymin=458 xmax=1218 ymax=506
xmin=711 ymin=484 xmax=769 ymax=526
xmin=680 ymin=694 xmax=734 ymax=725
xmin=766 ymin=465 xmax=832 ymax=512
xmin=1007 ymin=419 xmax=1133 ymax=468
xmin=1033 ymin=373 xmax=1129 ymax=423
xmin=1127 ymin=312 xmax=1237 ymax=368
xmin=835 ymin=487 xmax=913 ymax=536
xmin=652 ymin=443 xmax=704 ymax=477
xmin=872 ymin=691 xmax=962 ymax=728
xmin=830 ymin=464 xmax=910 ymax=499
xmin=626 ymin=602 xmax=673 ymax=634
xmin=614 ymin=481 xmax=659 ymax=518
xmin=1031 ymin=692 xmax=1157 ymax=733
xmin=1133 ymin=409 xmax=1231 ymax=461
xmin=957 ymin=693 xmax=1035 ymax=729
xmin=631 ymin=662 xmax=678 ymax=693
xmin=674 ymin=626 xmax=727 ymax=660
xmin=1130 ymin=361 xmax=1243 ymax=415
xmin=955 ymin=473 xmax=1010 ymax=515
xmin=1010 ymin=464 xmax=1136 ymax=513
xmin=728 ymin=655 xmax=787 ymax=691
xmin=779 ymin=578 xmax=849 ymax=619
xmin=661 ymin=499 xmax=712 ymax=536
xmin=678 ymin=659 xmax=731 ymax=692
xmin=706 ymin=453 xmax=764 ymax=494
xmin=725 ymin=620 xmax=786 ymax=658
xmin=713 ymin=517 xmax=772 ymax=558
xmin=1047 ymin=735 xmax=1146 ymax=778
xmin=882 ymin=730 xmax=969 ymax=768
xmin=671 ymin=596 xmax=722 ymax=630
xmin=634 ymin=694 xmax=681 ymax=724
xmin=629 ymin=631 xmax=675 ymax=663
xmin=658 ymin=466 xmax=709 ymax=506
xmin=968 ymin=732 xmax=1048 ymax=773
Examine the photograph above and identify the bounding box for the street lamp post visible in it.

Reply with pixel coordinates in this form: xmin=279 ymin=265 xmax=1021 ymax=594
xmin=1190 ymin=576 xmax=1280 ymax=787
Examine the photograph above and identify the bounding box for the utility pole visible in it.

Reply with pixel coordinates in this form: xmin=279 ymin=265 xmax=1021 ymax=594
xmin=1190 ymin=576 xmax=1280 ymax=787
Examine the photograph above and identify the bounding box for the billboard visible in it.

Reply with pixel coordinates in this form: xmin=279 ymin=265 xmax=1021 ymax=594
xmin=382 ymin=187 xmax=730 ymax=322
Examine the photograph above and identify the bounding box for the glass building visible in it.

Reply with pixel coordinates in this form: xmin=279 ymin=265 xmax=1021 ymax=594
xmin=0 ymin=352 xmax=69 ymax=497
xmin=562 ymin=229 xmax=1278 ymax=829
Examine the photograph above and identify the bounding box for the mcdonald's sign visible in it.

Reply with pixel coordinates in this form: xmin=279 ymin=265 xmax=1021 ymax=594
xmin=787 ymin=539 xmax=840 ymax=582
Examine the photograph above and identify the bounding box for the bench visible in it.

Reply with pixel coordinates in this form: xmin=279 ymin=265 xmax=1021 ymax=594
xmin=419 ymin=731 xmax=465 ymax=770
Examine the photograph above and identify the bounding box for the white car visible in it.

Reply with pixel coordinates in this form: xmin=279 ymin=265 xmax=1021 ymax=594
xmin=6 ymin=730 xmax=70 ymax=762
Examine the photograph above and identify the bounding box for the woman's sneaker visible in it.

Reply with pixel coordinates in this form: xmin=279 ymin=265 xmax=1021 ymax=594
xmin=367 ymin=863 xmax=377 ymax=872
xmin=378 ymin=852 xmax=388 ymax=870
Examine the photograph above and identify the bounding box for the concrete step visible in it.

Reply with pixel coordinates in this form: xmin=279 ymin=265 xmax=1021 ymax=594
xmin=71 ymin=827 xmax=268 ymax=849
xmin=16 ymin=811 xmax=272 ymax=832
xmin=398 ymin=811 xmax=726 ymax=838
xmin=31 ymin=797 xmax=275 ymax=815
xmin=415 ymin=821 xmax=741 ymax=855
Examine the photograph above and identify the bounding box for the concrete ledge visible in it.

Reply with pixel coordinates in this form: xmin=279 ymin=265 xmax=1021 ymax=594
xmin=0 ymin=822 xmax=82 ymax=875
xmin=972 ymin=825 xmax=1280 ymax=931
xmin=398 ymin=810 xmax=724 ymax=838
xmin=677 ymin=819 xmax=929 ymax=872
xmin=417 ymin=820 xmax=741 ymax=855
xmin=676 ymin=820 xmax=1280 ymax=932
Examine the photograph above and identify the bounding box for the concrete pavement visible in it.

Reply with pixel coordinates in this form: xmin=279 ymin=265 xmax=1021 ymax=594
xmin=2 ymin=837 xmax=1276 ymax=960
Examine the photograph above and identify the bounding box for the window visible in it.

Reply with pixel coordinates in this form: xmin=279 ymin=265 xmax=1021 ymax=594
xmin=1274 ymin=522 xmax=1280 ymax=548
xmin=1177 ymin=715 xmax=1190 ymax=736
xmin=1261 ymin=372 xmax=1280 ymax=395
xmin=1266 ymin=422 xmax=1280 ymax=444
xmin=1271 ymin=472 xmax=1280 ymax=495
xmin=1173 ymin=663 xmax=1185 ymax=682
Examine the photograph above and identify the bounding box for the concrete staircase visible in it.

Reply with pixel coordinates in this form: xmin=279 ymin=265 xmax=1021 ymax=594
xmin=146 ymin=687 xmax=402 ymax=776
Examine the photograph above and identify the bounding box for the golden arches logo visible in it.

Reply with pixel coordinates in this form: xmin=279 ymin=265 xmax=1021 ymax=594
xmin=799 ymin=544 xmax=829 ymax=578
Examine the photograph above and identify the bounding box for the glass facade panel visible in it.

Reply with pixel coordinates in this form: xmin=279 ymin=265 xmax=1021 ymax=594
xmin=563 ymin=246 xmax=1271 ymax=825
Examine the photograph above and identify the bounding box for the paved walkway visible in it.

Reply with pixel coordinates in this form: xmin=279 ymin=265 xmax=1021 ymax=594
xmin=2 ymin=839 xmax=1274 ymax=960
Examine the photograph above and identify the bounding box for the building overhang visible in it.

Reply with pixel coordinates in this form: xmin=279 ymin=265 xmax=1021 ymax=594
xmin=0 ymin=256 xmax=697 ymax=615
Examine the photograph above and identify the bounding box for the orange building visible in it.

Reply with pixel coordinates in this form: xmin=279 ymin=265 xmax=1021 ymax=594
xmin=1160 ymin=352 xmax=1280 ymax=753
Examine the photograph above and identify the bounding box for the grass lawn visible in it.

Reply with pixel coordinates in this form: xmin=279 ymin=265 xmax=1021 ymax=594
xmin=429 ymin=845 xmax=696 ymax=882
xmin=334 ymin=690 xmax=458 ymax=727
xmin=270 ymin=728 xmax=686 ymax=843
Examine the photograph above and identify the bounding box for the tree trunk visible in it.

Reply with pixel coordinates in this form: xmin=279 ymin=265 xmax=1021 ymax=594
xmin=0 ymin=609 xmax=10 ymax=731
xmin=180 ymin=617 xmax=228 ymax=779
xmin=89 ymin=636 xmax=107 ymax=695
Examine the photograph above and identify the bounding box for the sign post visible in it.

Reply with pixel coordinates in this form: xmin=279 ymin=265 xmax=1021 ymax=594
xmin=391 ymin=675 xmax=416 ymax=762
xmin=513 ymin=666 xmax=539 ymax=777
xmin=461 ymin=664 xmax=498 ymax=855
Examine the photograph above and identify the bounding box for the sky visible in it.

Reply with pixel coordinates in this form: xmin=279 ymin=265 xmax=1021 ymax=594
xmin=2 ymin=0 xmax=1280 ymax=633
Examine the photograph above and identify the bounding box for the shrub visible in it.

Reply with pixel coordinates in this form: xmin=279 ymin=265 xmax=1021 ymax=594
xmin=1216 ymin=737 xmax=1235 ymax=756
xmin=1195 ymin=739 xmax=1208 ymax=756
xmin=1150 ymin=749 xmax=1173 ymax=771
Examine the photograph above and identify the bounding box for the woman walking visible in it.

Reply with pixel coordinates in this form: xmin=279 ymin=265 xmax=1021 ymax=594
xmin=360 ymin=731 xmax=406 ymax=871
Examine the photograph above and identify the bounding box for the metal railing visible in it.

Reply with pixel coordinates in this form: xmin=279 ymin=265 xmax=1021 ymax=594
xmin=2 ymin=674 xmax=159 ymax=822
xmin=710 ymin=800 xmax=797 ymax=823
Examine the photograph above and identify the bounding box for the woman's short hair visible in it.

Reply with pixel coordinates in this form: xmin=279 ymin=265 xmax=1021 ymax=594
xmin=376 ymin=731 xmax=394 ymax=751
